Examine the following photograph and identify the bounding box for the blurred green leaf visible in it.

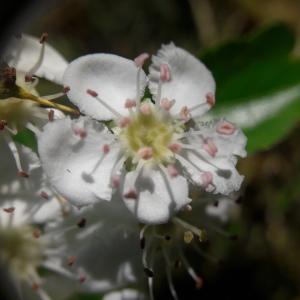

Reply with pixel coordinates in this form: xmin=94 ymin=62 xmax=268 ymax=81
xmin=201 ymin=24 xmax=300 ymax=153
xmin=13 ymin=128 xmax=37 ymax=151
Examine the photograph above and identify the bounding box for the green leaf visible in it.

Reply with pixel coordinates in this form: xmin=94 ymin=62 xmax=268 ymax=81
xmin=13 ymin=128 xmax=37 ymax=152
xmin=200 ymin=24 xmax=300 ymax=153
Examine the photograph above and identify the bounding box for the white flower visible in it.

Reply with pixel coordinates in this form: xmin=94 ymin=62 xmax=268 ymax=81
xmin=0 ymin=141 xmax=142 ymax=300
xmin=0 ymin=34 xmax=72 ymax=177
xmin=38 ymin=43 xmax=246 ymax=225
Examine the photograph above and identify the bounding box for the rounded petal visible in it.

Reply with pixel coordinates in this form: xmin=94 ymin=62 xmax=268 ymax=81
xmin=149 ymin=43 xmax=216 ymax=117
xmin=103 ymin=289 xmax=145 ymax=300
xmin=63 ymin=54 xmax=147 ymax=120
xmin=123 ymin=167 xmax=190 ymax=224
xmin=5 ymin=34 xmax=68 ymax=84
xmin=38 ymin=117 xmax=121 ymax=207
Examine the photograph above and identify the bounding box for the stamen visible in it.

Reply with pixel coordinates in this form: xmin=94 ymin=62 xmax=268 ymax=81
xmin=77 ymin=218 xmax=86 ymax=228
xmin=3 ymin=207 xmax=15 ymax=213
xmin=42 ymin=87 xmax=69 ymax=101
xmin=102 ymin=144 xmax=110 ymax=154
xmin=3 ymin=132 xmax=27 ymax=175
xmin=123 ymin=189 xmax=138 ymax=200
xmin=179 ymin=106 xmax=191 ymax=122
xmin=86 ymin=89 xmax=121 ymax=118
xmin=192 ymin=243 xmax=220 ymax=265
xmin=73 ymin=127 xmax=87 ymax=139
xmin=27 ymin=33 xmax=48 ymax=76
xmin=160 ymin=64 xmax=171 ymax=82
xmin=216 ymin=120 xmax=236 ymax=135
xmin=168 ymin=143 xmax=182 ymax=153
xmin=134 ymin=53 xmax=150 ymax=68
xmin=0 ymin=120 xmax=7 ymax=130
xmin=48 ymin=110 xmax=54 ymax=122
xmin=111 ymin=174 xmax=121 ymax=188
xmin=184 ymin=231 xmax=194 ymax=244
xmin=33 ymin=228 xmax=41 ymax=239
xmin=173 ymin=217 xmax=207 ymax=242
xmin=137 ymin=147 xmax=153 ymax=160
xmin=67 ymin=255 xmax=76 ymax=266
xmin=124 ymin=99 xmax=137 ymax=109
xmin=160 ymin=98 xmax=175 ymax=111
xmin=166 ymin=164 xmax=179 ymax=177
xmin=202 ymin=138 xmax=218 ymax=157
xmin=155 ymin=64 xmax=171 ymax=108
xmin=163 ymin=248 xmax=179 ymax=300
xmin=118 ymin=117 xmax=131 ymax=128
xmin=206 ymin=92 xmax=215 ymax=107
xmin=179 ymin=248 xmax=204 ymax=289
xmin=139 ymin=102 xmax=152 ymax=115
xmin=201 ymin=172 xmax=213 ymax=189
xmin=134 ymin=53 xmax=149 ymax=105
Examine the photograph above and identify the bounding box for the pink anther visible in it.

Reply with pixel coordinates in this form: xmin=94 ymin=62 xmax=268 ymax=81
xmin=111 ymin=175 xmax=121 ymax=188
xmin=102 ymin=144 xmax=110 ymax=154
xmin=139 ymin=103 xmax=152 ymax=115
xmin=33 ymin=228 xmax=41 ymax=239
xmin=0 ymin=120 xmax=7 ymax=130
xmin=86 ymin=89 xmax=98 ymax=97
xmin=201 ymin=172 xmax=213 ymax=188
xmin=39 ymin=32 xmax=48 ymax=44
xmin=179 ymin=106 xmax=191 ymax=122
xmin=138 ymin=147 xmax=153 ymax=160
xmin=160 ymin=64 xmax=171 ymax=81
xmin=18 ymin=171 xmax=29 ymax=178
xmin=124 ymin=99 xmax=137 ymax=109
xmin=63 ymin=86 xmax=70 ymax=93
xmin=67 ymin=255 xmax=76 ymax=266
xmin=134 ymin=53 xmax=150 ymax=67
xmin=48 ymin=110 xmax=54 ymax=122
xmin=118 ymin=117 xmax=131 ymax=128
xmin=168 ymin=143 xmax=182 ymax=153
xmin=202 ymin=138 xmax=218 ymax=157
xmin=167 ymin=164 xmax=179 ymax=177
xmin=216 ymin=120 xmax=236 ymax=135
xmin=73 ymin=127 xmax=87 ymax=139
xmin=3 ymin=207 xmax=15 ymax=213
xmin=40 ymin=191 xmax=49 ymax=200
xmin=160 ymin=98 xmax=175 ymax=111
xmin=206 ymin=92 xmax=215 ymax=107
xmin=124 ymin=189 xmax=138 ymax=200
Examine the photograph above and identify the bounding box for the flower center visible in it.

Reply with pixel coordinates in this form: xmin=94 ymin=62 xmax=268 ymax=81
xmin=0 ymin=98 xmax=41 ymax=130
xmin=0 ymin=225 xmax=43 ymax=279
xmin=120 ymin=104 xmax=175 ymax=163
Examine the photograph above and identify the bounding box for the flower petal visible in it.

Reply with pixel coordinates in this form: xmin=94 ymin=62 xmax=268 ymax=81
xmin=103 ymin=289 xmax=145 ymax=300
xmin=38 ymin=117 xmax=121 ymax=207
xmin=5 ymin=34 xmax=68 ymax=84
xmin=149 ymin=43 xmax=216 ymax=117
xmin=122 ymin=167 xmax=189 ymax=224
xmin=179 ymin=120 xmax=246 ymax=195
xmin=63 ymin=54 xmax=147 ymax=120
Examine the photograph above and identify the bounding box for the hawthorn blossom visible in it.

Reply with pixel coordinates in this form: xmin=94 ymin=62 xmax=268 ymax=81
xmin=0 ymin=33 xmax=71 ymax=177
xmin=0 ymin=139 xmax=144 ymax=300
xmin=38 ymin=43 xmax=246 ymax=225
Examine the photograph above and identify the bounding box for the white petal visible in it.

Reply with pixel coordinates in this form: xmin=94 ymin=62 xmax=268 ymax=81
xmin=38 ymin=117 xmax=121 ymax=207
xmin=63 ymin=54 xmax=147 ymax=120
xmin=149 ymin=43 xmax=216 ymax=117
xmin=123 ymin=167 xmax=189 ymax=224
xmin=196 ymin=119 xmax=247 ymax=160
xmin=5 ymin=34 xmax=68 ymax=84
xmin=103 ymin=289 xmax=145 ymax=300
xmin=205 ymin=198 xmax=239 ymax=222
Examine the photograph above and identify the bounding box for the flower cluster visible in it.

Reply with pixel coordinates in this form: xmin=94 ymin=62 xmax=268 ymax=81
xmin=0 ymin=33 xmax=246 ymax=300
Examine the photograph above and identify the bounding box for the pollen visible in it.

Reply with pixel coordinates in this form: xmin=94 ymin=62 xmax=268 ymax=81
xmin=120 ymin=103 xmax=175 ymax=164
xmin=0 ymin=225 xmax=43 ymax=280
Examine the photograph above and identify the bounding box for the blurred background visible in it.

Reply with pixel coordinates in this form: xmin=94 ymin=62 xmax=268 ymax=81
xmin=2 ymin=0 xmax=300 ymax=299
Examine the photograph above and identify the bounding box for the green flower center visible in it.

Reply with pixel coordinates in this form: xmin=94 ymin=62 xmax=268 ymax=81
xmin=120 ymin=105 xmax=176 ymax=163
